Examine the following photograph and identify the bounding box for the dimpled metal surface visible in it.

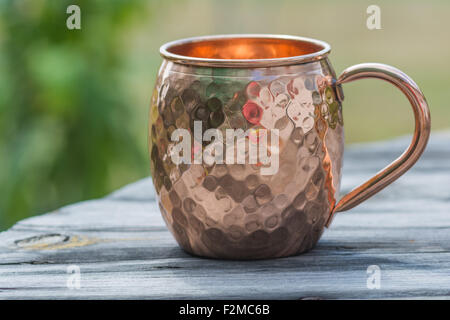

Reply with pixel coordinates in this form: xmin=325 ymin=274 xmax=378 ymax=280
xmin=149 ymin=59 xmax=344 ymax=259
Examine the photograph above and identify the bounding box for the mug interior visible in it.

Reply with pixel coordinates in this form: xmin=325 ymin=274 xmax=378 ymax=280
xmin=160 ymin=35 xmax=330 ymax=67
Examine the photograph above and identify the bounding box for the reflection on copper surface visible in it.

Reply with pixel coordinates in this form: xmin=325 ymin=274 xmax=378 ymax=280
xmin=315 ymin=102 xmax=336 ymax=225
xmin=167 ymin=37 xmax=323 ymax=60
xmin=150 ymin=57 xmax=344 ymax=259
xmin=160 ymin=35 xmax=331 ymax=67
xmin=150 ymin=35 xmax=431 ymax=260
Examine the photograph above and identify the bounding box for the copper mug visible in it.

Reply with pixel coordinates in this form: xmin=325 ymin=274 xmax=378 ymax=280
xmin=149 ymin=35 xmax=430 ymax=259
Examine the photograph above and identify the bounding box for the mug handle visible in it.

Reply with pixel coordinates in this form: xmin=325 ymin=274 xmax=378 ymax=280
xmin=327 ymin=63 xmax=431 ymax=225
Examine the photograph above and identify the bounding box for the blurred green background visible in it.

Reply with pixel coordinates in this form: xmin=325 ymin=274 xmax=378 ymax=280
xmin=0 ymin=0 xmax=449 ymax=230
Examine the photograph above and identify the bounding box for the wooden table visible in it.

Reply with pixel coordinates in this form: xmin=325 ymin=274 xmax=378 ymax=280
xmin=1 ymin=133 xmax=449 ymax=300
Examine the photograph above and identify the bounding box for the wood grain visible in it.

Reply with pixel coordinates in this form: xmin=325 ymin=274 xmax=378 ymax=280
xmin=0 ymin=132 xmax=449 ymax=299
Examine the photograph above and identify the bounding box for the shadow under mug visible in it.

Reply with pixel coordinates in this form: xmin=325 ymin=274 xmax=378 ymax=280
xmin=149 ymin=35 xmax=431 ymax=260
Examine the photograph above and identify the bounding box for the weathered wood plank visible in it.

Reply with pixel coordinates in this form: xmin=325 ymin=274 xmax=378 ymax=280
xmin=0 ymin=132 xmax=449 ymax=299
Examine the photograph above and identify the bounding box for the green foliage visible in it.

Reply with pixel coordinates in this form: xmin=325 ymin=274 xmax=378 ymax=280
xmin=0 ymin=0 xmax=149 ymax=229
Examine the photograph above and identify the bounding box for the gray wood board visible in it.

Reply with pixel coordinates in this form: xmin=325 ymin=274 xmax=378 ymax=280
xmin=0 ymin=132 xmax=449 ymax=299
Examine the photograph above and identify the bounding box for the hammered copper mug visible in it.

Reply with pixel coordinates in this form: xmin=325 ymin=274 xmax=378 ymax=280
xmin=149 ymin=35 xmax=431 ymax=259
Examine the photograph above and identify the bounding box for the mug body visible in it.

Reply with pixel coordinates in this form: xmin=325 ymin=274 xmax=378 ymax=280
xmin=149 ymin=35 xmax=344 ymax=259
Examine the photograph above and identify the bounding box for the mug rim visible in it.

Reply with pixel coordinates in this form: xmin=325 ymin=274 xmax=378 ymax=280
xmin=159 ymin=34 xmax=331 ymax=68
